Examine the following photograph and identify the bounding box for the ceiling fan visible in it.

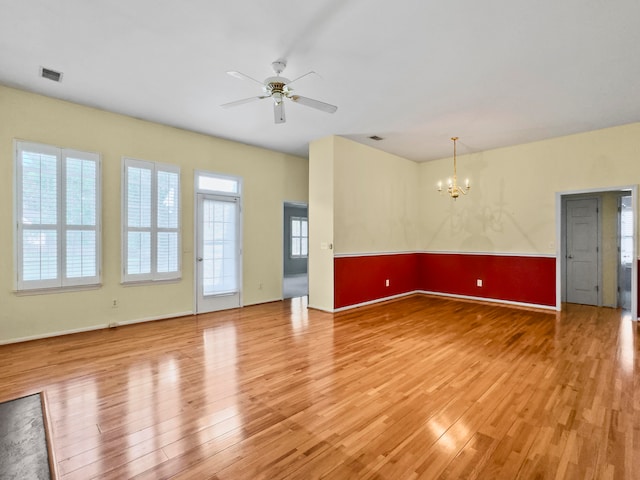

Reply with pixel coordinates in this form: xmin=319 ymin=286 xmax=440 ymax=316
xmin=221 ymin=60 xmax=338 ymax=124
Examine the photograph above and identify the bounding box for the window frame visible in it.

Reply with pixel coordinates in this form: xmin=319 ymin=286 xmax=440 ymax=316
xmin=290 ymin=216 xmax=308 ymax=259
xmin=122 ymin=157 xmax=181 ymax=284
xmin=14 ymin=140 xmax=102 ymax=291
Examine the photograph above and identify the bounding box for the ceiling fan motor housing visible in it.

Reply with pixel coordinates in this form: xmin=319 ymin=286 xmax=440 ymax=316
xmin=267 ymin=82 xmax=287 ymax=94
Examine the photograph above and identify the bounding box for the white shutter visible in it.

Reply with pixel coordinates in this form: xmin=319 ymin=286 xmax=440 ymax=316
xmin=16 ymin=141 xmax=101 ymax=290
xmin=123 ymin=158 xmax=180 ymax=282
xmin=63 ymin=151 xmax=100 ymax=286
xmin=156 ymin=168 xmax=180 ymax=277
xmin=124 ymin=160 xmax=152 ymax=279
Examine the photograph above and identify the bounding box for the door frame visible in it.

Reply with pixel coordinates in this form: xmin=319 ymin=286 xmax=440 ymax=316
xmin=193 ymin=170 xmax=243 ymax=314
xmin=282 ymin=201 xmax=309 ymax=299
xmin=555 ymin=185 xmax=638 ymax=319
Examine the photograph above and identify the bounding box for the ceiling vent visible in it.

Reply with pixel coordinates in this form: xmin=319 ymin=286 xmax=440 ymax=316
xmin=368 ymin=135 xmax=384 ymax=141
xmin=40 ymin=67 xmax=63 ymax=82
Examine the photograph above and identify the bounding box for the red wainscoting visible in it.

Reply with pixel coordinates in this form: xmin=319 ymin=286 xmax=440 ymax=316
xmin=334 ymin=253 xmax=419 ymax=309
xmin=417 ymin=253 xmax=556 ymax=307
xmin=334 ymin=252 xmax=556 ymax=310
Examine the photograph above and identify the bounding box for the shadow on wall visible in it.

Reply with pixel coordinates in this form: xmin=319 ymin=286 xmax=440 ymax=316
xmin=426 ymin=155 xmax=546 ymax=253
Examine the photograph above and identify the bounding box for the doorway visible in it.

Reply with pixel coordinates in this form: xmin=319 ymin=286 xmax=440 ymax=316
xmin=194 ymin=172 xmax=242 ymax=314
xmin=283 ymin=202 xmax=308 ymax=299
xmin=557 ymin=186 xmax=637 ymax=319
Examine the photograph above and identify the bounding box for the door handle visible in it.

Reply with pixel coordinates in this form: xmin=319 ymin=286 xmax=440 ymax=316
xmin=197 ymin=257 xmax=203 ymax=262
xmin=567 ymin=255 xmax=573 ymax=259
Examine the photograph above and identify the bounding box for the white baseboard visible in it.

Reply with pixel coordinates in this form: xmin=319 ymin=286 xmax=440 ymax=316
xmin=0 ymin=291 xmax=560 ymax=345
xmin=332 ymin=290 xmax=557 ymax=313
xmin=0 ymin=311 xmax=194 ymax=345
xmin=333 ymin=291 xmax=420 ymax=312
xmin=243 ymin=298 xmax=283 ymax=307
xmin=114 ymin=311 xmax=193 ymax=327
xmin=417 ymin=290 xmax=557 ymax=311
xmin=307 ymin=304 xmax=336 ymax=313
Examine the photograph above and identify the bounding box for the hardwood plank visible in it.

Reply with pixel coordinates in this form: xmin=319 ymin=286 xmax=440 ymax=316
xmin=0 ymin=296 xmax=638 ymax=479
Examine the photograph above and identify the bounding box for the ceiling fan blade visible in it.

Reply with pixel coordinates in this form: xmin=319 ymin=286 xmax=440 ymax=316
xmin=289 ymin=95 xmax=337 ymax=114
xmin=226 ymin=71 xmax=264 ymax=86
xmin=286 ymin=71 xmax=317 ymax=86
xmin=220 ymin=96 xmax=268 ymax=108
xmin=274 ymin=101 xmax=286 ymax=124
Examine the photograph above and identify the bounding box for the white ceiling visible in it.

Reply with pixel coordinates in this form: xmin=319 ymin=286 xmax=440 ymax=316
xmin=1 ymin=0 xmax=639 ymax=161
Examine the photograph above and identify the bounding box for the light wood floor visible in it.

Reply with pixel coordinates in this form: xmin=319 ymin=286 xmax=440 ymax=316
xmin=0 ymin=295 xmax=638 ymax=479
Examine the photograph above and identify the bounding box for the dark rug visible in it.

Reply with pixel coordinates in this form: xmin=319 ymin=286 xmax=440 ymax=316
xmin=0 ymin=393 xmax=52 ymax=480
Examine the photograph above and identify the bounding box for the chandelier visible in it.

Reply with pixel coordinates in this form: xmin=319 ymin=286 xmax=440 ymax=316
xmin=437 ymin=137 xmax=470 ymax=199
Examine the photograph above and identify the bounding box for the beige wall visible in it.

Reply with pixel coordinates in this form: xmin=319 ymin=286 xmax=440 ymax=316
xmin=333 ymin=137 xmax=420 ymax=254
xmin=0 ymin=86 xmax=308 ymax=342
xmin=419 ymin=124 xmax=640 ymax=254
xmin=308 ymin=136 xmax=335 ymax=311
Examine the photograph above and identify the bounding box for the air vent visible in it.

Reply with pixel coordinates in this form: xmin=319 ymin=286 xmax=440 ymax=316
xmin=40 ymin=67 xmax=63 ymax=82
xmin=368 ymin=135 xmax=384 ymax=141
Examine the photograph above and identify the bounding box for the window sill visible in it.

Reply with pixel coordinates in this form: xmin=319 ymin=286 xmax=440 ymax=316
xmin=14 ymin=284 xmax=102 ymax=296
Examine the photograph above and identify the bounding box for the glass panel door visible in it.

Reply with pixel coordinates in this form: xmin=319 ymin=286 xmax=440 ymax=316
xmin=196 ymin=194 xmax=241 ymax=313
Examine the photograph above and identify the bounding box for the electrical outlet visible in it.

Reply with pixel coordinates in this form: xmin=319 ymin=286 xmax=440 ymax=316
xmin=385 ymin=279 xmax=390 ymax=287
xmin=112 ymin=299 xmax=118 ymax=308
xmin=258 ymin=282 xmax=263 ymax=290
xmin=476 ymin=279 xmax=483 ymax=287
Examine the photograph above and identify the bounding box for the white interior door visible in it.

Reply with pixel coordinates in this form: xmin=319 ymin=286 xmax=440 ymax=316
xmin=196 ymin=193 xmax=241 ymax=313
xmin=566 ymin=197 xmax=599 ymax=305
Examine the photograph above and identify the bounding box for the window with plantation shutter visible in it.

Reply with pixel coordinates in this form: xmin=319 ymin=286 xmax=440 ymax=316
xmin=123 ymin=158 xmax=180 ymax=282
xmin=15 ymin=141 xmax=101 ymax=291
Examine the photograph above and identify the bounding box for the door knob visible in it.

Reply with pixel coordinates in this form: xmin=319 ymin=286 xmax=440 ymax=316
xmin=197 ymin=257 xmax=203 ymax=262
xmin=567 ymin=255 xmax=573 ymax=259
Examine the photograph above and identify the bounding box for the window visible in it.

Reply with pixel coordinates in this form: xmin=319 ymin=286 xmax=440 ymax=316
xmin=123 ymin=158 xmax=180 ymax=282
xmin=197 ymin=174 xmax=240 ymax=194
xmin=291 ymin=216 xmax=308 ymax=258
xmin=620 ymin=196 xmax=633 ymax=265
xmin=15 ymin=141 xmax=101 ymax=290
